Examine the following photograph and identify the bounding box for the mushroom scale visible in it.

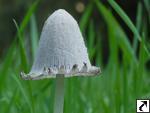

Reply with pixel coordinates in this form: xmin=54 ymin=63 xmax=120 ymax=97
xmin=21 ymin=9 xmax=101 ymax=80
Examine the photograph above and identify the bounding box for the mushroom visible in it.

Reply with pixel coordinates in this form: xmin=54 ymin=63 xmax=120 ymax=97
xmin=21 ymin=9 xmax=101 ymax=113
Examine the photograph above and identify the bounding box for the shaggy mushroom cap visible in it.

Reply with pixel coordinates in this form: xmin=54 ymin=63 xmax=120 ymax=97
xmin=21 ymin=9 xmax=101 ymax=80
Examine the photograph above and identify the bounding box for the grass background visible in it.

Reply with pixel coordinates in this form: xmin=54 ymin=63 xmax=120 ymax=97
xmin=0 ymin=0 xmax=150 ymax=113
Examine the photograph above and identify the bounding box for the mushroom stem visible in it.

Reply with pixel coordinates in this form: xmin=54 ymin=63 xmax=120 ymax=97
xmin=54 ymin=74 xmax=64 ymax=113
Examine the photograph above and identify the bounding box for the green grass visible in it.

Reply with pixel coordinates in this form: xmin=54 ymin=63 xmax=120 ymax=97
xmin=0 ymin=0 xmax=150 ymax=113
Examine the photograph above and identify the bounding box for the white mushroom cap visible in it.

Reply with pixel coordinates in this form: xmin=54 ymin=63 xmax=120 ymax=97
xmin=21 ymin=9 xmax=100 ymax=80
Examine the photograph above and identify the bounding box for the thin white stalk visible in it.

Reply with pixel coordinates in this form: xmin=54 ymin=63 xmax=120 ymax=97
xmin=54 ymin=75 xmax=64 ymax=113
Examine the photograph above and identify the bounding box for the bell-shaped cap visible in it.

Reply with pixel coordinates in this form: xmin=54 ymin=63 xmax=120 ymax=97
xmin=21 ymin=9 xmax=101 ymax=80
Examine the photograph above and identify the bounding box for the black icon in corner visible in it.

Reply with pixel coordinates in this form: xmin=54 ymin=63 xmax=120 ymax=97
xmin=139 ymin=101 xmax=147 ymax=111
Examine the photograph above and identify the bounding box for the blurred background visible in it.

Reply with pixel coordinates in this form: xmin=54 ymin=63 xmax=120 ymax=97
xmin=0 ymin=0 xmax=150 ymax=113
xmin=0 ymin=0 xmax=147 ymax=58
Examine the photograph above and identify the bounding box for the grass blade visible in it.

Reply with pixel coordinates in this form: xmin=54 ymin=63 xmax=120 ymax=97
xmin=30 ymin=14 xmax=39 ymax=59
xmin=18 ymin=0 xmax=40 ymax=35
xmin=4 ymin=88 xmax=18 ymax=113
xmin=13 ymin=19 xmax=28 ymax=72
xmin=108 ymin=0 xmax=141 ymax=41
xmin=143 ymin=0 xmax=150 ymax=23
xmin=0 ymin=40 xmax=16 ymax=89
xmin=95 ymin=0 xmax=137 ymax=64
xmin=88 ymin=20 xmax=96 ymax=60
xmin=79 ymin=3 xmax=93 ymax=32
xmin=11 ymin=73 xmax=33 ymax=113
xmin=108 ymin=0 xmax=150 ymax=57
xmin=133 ymin=2 xmax=142 ymax=51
